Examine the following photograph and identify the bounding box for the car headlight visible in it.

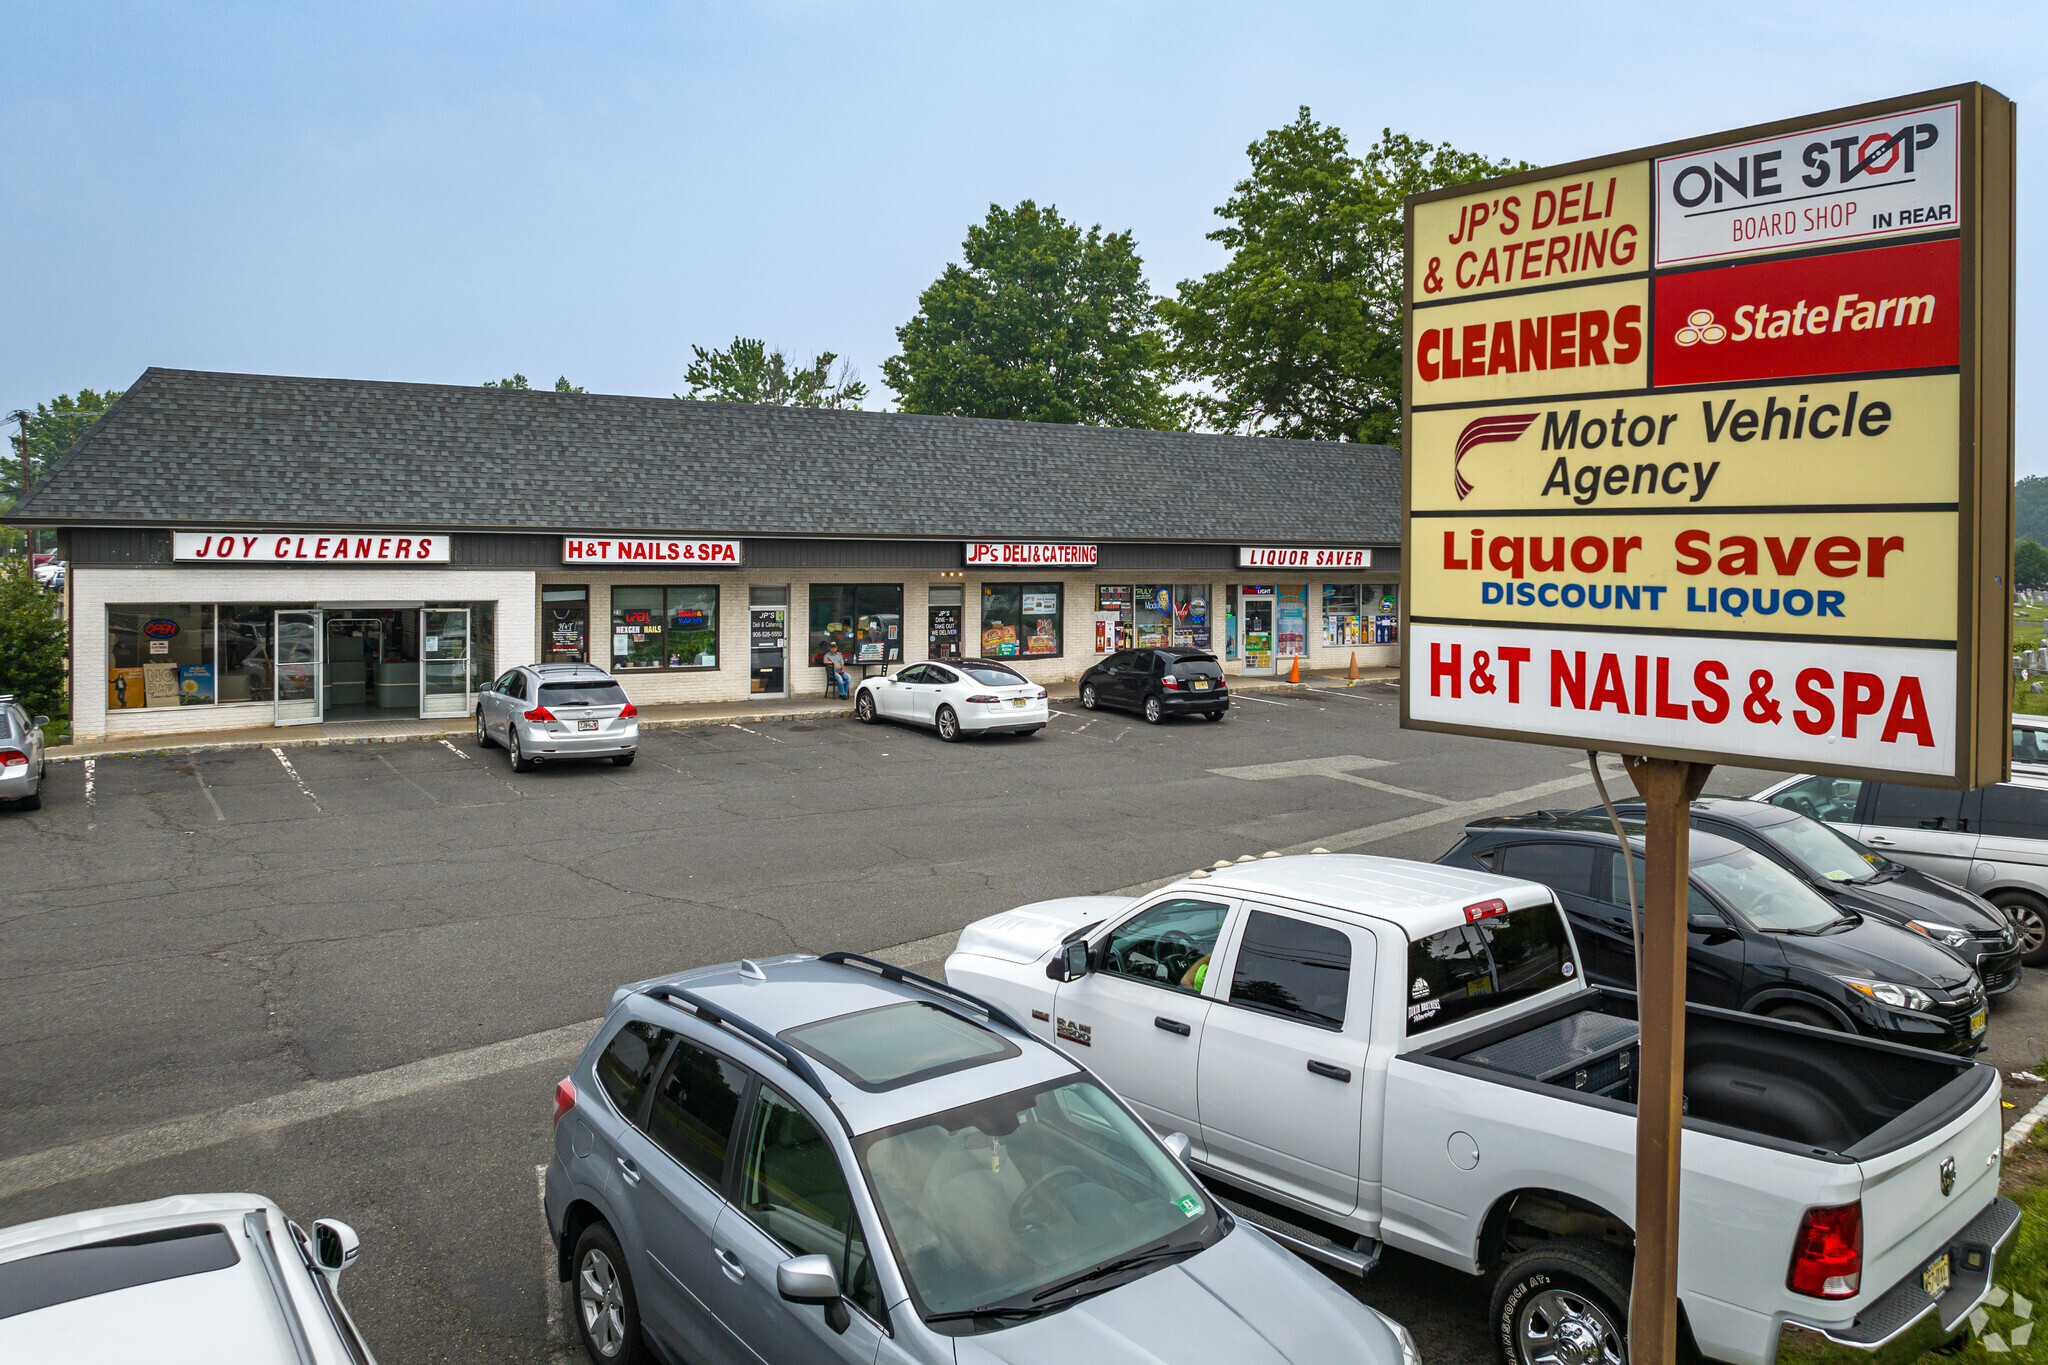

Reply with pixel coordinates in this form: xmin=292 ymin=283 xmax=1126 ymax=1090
xmin=1369 ymin=1308 xmax=1422 ymax=1365
xmin=1907 ymin=920 xmax=1974 ymax=949
xmin=1835 ymin=975 xmax=1936 ymax=1013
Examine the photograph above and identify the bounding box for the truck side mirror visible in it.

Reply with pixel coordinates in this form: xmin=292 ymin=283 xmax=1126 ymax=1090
xmin=1046 ymin=939 xmax=1091 ymax=982
xmin=312 ymin=1219 xmax=360 ymax=1286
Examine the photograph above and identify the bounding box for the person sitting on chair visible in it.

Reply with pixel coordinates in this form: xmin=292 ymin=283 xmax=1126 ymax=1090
xmin=823 ymin=643 xmax=851 ymax=699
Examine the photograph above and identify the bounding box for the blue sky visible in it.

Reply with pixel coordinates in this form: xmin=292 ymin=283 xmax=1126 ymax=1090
xmin=4 ymin=1 xmax=2042 ymax=470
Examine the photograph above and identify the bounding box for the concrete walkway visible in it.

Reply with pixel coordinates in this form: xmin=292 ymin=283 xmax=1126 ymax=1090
xmin=47 ymin=665 xmax=1398 ymax=762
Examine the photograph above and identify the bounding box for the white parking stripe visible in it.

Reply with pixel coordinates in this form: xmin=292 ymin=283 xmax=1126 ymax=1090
xmin=270 ymin=748 xmax=322 ymax=812
xmin=439 ymin=739 xmax=469 ymax=760
xmin=1234 ymin=694 xmax=1291 ymax=706
xmin=83 ymin=759 xmax=96 ymax=827
xmin=193 ymin=771 xmax=227 ymax=822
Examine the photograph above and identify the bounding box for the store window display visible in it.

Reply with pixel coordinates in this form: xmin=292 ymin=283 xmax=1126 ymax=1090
xmin=809 ymin=584 xmax=903 ymax=668
xmin=106 ymin=605 xmax=215 ymax=709
xmin=612 ymin=586 xmax=720 ymax=671
xmin=981 ymin=583 xmax=1063 ymax=658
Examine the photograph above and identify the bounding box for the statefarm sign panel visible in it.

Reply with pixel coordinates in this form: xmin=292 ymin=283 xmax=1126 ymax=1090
xmin=1401 ymin=86 xmax=2013 ymax=787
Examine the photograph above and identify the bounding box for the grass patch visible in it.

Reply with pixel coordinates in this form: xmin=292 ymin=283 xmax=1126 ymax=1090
xmin=1940 ymin=1140 xmax=2048 ymax=1362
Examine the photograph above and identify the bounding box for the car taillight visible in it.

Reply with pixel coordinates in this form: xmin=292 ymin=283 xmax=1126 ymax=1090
xmin=966 ymin=694 xmax=1000 ymax=704
xmin=1464 ymin=898 xmax=1508 ymax=922
xmin=0 ymin=749 xmax=25 ymax=768
xmin=1788 ymin=1202 xmax=1861 ymax=1298
xmin=1161 ymin=675 xmax=1180 ymax=689
xmin=1035 ymin=689 xmax=1047 ymax=700
xmin=524 ymin=706 xmax=557 ymax=723
xmin=618 ymin=702 xmax=638 ymax=719
xmin=553 ymin=1078 xmax=577 ymax=1125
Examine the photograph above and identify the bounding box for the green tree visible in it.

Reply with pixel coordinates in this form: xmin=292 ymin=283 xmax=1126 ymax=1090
xmin=2015 ymin=476 xmax=2048 ymax=547
xmin=679 ymin=338 xmax=868 ymax=408
xmin=0 ymin=555 xmax=67 ymax=723
xmin=1161 ymin=109 xmax=1528 ymax=443
xmin=2016 ymin=539 xmax=2048 ymax=592
xmin=883 ymin=200 xmax=1178 ymax=428
xmin=484 ymin=374 xmax=584 ymax=392
xmin=4 ymin=388 xmax=123 ymax=557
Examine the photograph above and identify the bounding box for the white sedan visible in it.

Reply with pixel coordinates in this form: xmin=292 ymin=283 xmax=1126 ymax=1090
xmin=854 ymin=658 xmax=1048 ymax=740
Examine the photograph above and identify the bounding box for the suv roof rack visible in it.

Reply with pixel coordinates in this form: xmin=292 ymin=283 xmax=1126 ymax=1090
xmin=819 ymin=952 xmax=1030 ymax=1037
xmin=640 ymin=982 xmax=854 ymax=1136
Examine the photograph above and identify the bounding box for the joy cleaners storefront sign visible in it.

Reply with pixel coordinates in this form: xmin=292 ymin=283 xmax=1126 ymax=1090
xmin=1239 ymin=546 xmax=1374 ymax=569
xmin=562 ymin=538 xmax=743 ymax=564
xmin=174 ymin=531 xmax=449 ymax=562
xmin=965 ymin=542 xmax=1099 ymax=566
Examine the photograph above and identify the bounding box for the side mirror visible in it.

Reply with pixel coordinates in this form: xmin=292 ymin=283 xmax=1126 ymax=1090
xmin=33 ymin=717 xmax=47 ymax=729
xmin=1046 ymin=938 xmax=1091 ymax=982
xmin=777 ymin=1253 xmax=840 ymax=1305
xmin=311 ymin=1219 xmax=360 ymax=1286
xmin=1162 ymin=1131 xmax=1191 ymax=1162
xmin=1687 ymin=914 xmax=1727 ymax=935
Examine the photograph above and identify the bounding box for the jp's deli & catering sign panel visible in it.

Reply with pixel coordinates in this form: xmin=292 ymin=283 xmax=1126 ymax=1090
xmin=563 ymin=538 xmax=742 ymax=565
xmin=1402 ymin=85 xmax=2014 ymax=788
xmin=965 ymin=543 xmax=1099 ymax=566
xmin=1239 ymin=547 xmax=1373 ymax=569
xmin=175 ymin=531 xmax=450 ymax=563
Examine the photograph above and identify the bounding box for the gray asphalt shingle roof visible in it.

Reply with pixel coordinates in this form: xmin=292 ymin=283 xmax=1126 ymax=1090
xmin=8 ymin=367 xmax=1399 ymax=543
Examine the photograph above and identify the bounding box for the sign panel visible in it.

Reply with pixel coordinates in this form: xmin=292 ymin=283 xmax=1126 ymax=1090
xmin=175 ymin=531 xmax=449 ymax=563
xmin=563 ymin=537 xmax=742 ymax=565
xmin=1655 ymin=100 xmax=1960 ymax=266
xmin=1403 ymin=85 xmax=2013 ymax=789
xmin=965 ymin=542 xmax=1098 ymax=566
xmin=1412 ymin=162 xmax=1651 ymax=303
xmin=1239 ymin=547 xmax=1374 ymax=569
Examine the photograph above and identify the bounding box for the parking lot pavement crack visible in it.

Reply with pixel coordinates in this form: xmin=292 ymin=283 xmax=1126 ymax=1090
xmin=514 ymin=848 xmax=803 ymax=952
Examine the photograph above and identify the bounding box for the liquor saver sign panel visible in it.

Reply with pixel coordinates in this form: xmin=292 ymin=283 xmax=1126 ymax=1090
xmin=1401 ymin=84 xmax=2012 ymax=788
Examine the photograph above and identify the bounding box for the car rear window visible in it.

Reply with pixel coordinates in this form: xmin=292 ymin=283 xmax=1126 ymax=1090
xmin=1165 ymin=653 xmax=1222 ymax=678
xmin=961 ymin=663 xmax=1025 ymax=687
xmin=1406 ymin=903 xmax=1576 ymax=1035
xmin=0 ymin=1225 xmax=239 ymax=1320
xmin=539 ymin=680 xmax=629 ymax=707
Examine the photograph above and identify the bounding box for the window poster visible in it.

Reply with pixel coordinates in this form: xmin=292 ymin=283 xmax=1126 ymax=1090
xmin=1276 ymin=585 xmax=1308 ymax=657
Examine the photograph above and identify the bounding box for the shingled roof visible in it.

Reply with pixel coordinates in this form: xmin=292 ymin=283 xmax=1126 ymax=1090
xmin=6 ymin=367 xmax=1400 ymax=543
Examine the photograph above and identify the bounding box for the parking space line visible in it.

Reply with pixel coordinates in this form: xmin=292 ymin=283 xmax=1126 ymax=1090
xmin=192 ymin=771 xmax=227 ymax=822
xmin=439 ymin=739 xmax=469 ymax=760
xmin=537 ymin=1163 xmax=572 ymax=1354
xmin=83 ymin=759 xmax=96 ymax=828
xmin=1234 ymin=694 xmax=1291 ymax=706
xmin=725 ymin=722 xmax=785 ymax=744
xmin=270 ymin=748 xmax=322 ymax=812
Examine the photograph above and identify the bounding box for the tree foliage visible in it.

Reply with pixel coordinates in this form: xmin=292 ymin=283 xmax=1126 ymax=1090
xmin=883 ymin=201 xmax=1178 ymax=429
xmin=1161 ymin=109 xmax=1528 ymax=443
xmin=2015 ymin=476 xmax=2048 ymax=547
xmin=2016 ymin=539 xmax=2048 ymax=592
xmin=679 ymin=338 xmax=868 ymax=409
xmin=484 ymin=374 xmax=584 ymax=392
xmin=4 ymin=388 xmax=123 ymax=556
xmin=0 ymin=555 xmax=67 ymax=722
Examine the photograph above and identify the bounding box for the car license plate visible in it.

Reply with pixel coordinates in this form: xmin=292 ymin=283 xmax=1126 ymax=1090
xmin=1191 ymin=680 xmax=1210 ymax=690
xmin=1922 ymin=1253 xmax=1951 ymax=1299
xmin=578 ymin=719 xmax=598 ymax=731
xmin=1971 ymin=1009 xmax=1987 ymax=1036
xmin=1012 ymin=699 xmax=1027 ymax=708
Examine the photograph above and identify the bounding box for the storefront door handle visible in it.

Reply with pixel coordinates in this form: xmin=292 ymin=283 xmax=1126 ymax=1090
xmin=1154 ymin=1016 xmax=1191 ymax=1036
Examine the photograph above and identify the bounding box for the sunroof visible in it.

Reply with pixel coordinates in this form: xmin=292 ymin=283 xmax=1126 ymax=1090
xmin=781 ymin=1002 xmax=1019 ymax=1092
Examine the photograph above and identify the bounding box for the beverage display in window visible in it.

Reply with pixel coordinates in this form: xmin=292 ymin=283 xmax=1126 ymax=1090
xmin=1276 ymin=585 xmax=1308 ymax=656
xmin=980 ymin=583 xmax=1063 ymax=658
xmin=612 ymin=586 xmax=719 ymax=670
xmin=1104 ymin=584 xmax=1211 ymax=652
xmin=1135 ymin=585 xmax=1173 ymax=647
xmin=1322 ymin=583 xmax=1364 ymax=646
xmin=1094 ymin=585 xmax=1134 ymax=652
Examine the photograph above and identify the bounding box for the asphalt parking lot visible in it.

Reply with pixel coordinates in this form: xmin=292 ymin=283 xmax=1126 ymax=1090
xmin=3 ymin=684 xmax=2044 ymax=1364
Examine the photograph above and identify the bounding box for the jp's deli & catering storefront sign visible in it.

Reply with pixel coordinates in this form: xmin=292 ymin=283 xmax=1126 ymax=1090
xmin=1402 ymin=84 xmax=2013 ymax=788
xmin=1239 ymin=547 xmax=1374 ymax=569
xmin=174 ymin=531 xmax=450 ymax=563
xmin=965 ymin=543 xmax=1099 ymax=566
xmin=563 ymin=538 xmax=742 ymax=565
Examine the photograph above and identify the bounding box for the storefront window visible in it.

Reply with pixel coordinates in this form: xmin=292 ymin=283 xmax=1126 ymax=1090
xmin=219 ymin=606 xmax=277 ymax=704
xmin=1276 ymin=585 xmax=1308 ymax=657
xmin=1123 ymin=585 xmax=1209 ymax=650
xmin=1095 ymin=585 xmax=1134 ymax=653
xmin=1370 ymin=584 xmax=1399 ymax=645
xmin=1224 ymin=585 xmax=1239 ymax=661
xmin=542 ymin=585 xmax=589 ymax=663
xmin=1322 ymin=584 xmax=1364 ymax=647
xmin=611 ymin=587 xmax=718 ymax=671
xmin=107 ymin=605 xmax=216 ymax=709
xmin=1134 ymin=585 xmax=1173 ymax=648
xmin=981 ymin=583 xmax=1063 ymax=658
xmin=1172 ymin=584 xmax=1212 ymax=649
xmin=810 ymin=584 xmax=903 ymax=667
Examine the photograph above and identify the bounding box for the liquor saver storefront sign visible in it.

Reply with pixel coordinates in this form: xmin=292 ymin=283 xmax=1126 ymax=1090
xmin=1401 ymin=84 xmax=2014 ymax=787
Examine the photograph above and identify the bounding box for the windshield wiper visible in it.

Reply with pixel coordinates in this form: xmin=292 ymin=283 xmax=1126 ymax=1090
xmin=923 ymin=1303 xmax=1060 ymax=1325
xmin=1029 ymin=1242 xmax=1200 ymax=1304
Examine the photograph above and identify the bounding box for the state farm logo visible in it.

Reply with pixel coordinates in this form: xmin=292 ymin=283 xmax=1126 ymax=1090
xmin=1654 ymin=238 xmax=1957 ymax=388
xmin=1673 ymin=309 xmax=1726 ymax=347
xmin=1453 ymin=413 xmax=1537 ymax=500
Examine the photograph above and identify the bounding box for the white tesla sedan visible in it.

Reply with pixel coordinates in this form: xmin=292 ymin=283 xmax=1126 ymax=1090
xmin=853 ymin=658 xmax=1048 ymax=740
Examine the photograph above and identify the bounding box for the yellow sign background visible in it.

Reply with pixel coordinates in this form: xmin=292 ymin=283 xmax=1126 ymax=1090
xmin=1410 ymin=279 xmax=1648 ymax=405
xmin=1410 ymin=376 xmax=1961 ymax=512
xmin=1412 ymin=161 xmax=1650 ymax=304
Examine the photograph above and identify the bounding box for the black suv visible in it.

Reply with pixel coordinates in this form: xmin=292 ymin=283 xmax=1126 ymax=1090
xmin=1438 ymin=813 xmax=1988 ymax=1056
xmin=1078 ymin=647 xmax=1228 ymax=723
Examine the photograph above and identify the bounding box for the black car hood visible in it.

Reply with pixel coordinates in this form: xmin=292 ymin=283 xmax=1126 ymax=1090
xmin=1773 ymin=914 xmax=1976 ymax=990
xmin=1827 ymin=867 xmax=2004 ymax=933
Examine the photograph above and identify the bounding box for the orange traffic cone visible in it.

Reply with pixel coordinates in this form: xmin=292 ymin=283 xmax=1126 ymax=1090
xmin=1288 ymin=655 xmax=1300 ymax=684
xmin=1347 ymin=651 xmax=1359 ymax=681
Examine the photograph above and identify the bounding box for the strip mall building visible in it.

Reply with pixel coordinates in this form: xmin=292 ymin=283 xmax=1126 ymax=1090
xmin=7 ymin=369 xmax=1402 ymax=743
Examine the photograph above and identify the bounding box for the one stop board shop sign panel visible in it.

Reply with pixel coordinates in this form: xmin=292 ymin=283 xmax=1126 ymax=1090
xmin=1400 ymin=85 xmax=2014 ymax=788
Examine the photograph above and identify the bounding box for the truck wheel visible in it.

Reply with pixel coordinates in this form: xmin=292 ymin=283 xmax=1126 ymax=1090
xmin=1766 ymin=1001 xmax=1841 ymax=1031
xmin=1491 ymin=1239 xmax=1632 ymax=1365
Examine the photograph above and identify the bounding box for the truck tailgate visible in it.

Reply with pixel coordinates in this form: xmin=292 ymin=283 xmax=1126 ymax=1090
xmin=1848 ymin=1067 xmax=2005 ymax=1308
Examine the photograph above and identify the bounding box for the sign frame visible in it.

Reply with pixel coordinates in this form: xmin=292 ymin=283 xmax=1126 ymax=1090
xmin=173 ymin=530 xmax=451 ymax=563
xmin=1399 ymin=83 xmax=2014 ymax=791
xmin=562 ymin=537 xmax=743 ymax=566
xmin=1238 ymin=546 xmax=1374 ymax=569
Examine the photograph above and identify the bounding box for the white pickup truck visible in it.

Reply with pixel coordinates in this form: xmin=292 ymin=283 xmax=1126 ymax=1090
xmin=945 ymin=855 xmax=2017 ymax=1365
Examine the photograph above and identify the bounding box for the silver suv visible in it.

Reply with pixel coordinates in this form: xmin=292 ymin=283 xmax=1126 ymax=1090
xmin=1756 ymin=772 xmax=2048 ymax=967
xmin=476 ymin=663 xmax=638 ymax=771
xmin=543 ymin=954 xmax=1419 ymax=1365
xmin=0 ymin=696 xmax=49 ymax=811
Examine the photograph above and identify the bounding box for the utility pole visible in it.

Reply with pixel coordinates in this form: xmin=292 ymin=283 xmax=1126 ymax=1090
xmin=6 ymin=410 xmax=29 ymax=559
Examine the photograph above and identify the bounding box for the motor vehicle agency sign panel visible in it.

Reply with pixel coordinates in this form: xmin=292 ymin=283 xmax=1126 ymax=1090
xmin=1401 ymin=84 xmax=2014 ymax=787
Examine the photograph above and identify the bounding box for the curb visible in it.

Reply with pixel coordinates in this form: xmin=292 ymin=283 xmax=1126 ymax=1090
xmin=2006 ymin=1089 xmax=2048 ymax=1154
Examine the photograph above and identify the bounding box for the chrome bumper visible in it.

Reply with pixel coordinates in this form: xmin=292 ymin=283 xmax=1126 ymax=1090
xmin=1774 ymin=1196 xmax=2021 ymax=1364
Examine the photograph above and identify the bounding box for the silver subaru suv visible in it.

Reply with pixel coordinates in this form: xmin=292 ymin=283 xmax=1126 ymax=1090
xmin=543 ymin=954 xmax=1419 ymax=1365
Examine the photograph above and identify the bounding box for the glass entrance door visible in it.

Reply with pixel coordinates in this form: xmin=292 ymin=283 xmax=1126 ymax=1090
xmin=542 ymin=585 xmax=589 ymax=663
xmin=274 ymin=609 xmax=323 ymax=724
xmin=1242 ymin=596 xmax=1275 ymax=675
xmin=420 ymin=608 xmax=472 ymax=719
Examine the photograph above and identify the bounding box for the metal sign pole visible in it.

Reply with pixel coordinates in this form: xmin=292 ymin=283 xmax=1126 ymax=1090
xmin=1624 ymin=756 xmax=1712 ymax=1365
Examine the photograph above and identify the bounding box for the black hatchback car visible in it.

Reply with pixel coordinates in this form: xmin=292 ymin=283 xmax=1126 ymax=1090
xmin=1439 ymin=813 xmax=1989 ymax=1056
xmin=1078 ymin=647 xmax=1229 ymax=723
xmin=1581 ymin=797 xmax=2023 ymax=995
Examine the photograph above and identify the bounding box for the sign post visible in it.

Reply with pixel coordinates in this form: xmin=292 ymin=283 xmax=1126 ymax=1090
xmin=1401 ymin=84 xmax=2014 ymax=1365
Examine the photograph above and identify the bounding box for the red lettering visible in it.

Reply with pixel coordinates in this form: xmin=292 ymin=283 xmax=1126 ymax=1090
xmin=1462 ymin=324 xmax=1488 ymax=376
xmin=1578 ymin=309 xmax=1611 ymax=365
xmin=1488 ymin=320 xmax=1516 ymax=375
xmin=1443 ymin=531 xmax=1469 ymax=570
xmin=378 ymin=538 xmax=393 ymax=558
xmin=315 ymin=537 xmax=331 ymax=558
xmin=1500 ymin=647 xmax=1531 ymax=703
xmin=1431 ymin=643 xmax=1461 ymax=699
xmin=1550 ymin=311 xmax=1577 ymax=368
xmin=276 ymin=537 xmax=292 ymax=558
xmin=1612 ymin=304 xmax=1642 ymax=364
xmin=1693 ymin=661 xmax=1729 ymax=722
xmin=1881 ymin=677 xmax=1935 ymax=747
xmin=1815 ymin=536 xmax=1860 ymax=576
xmin=1589 ymin=653 xmax=1628 ymax=713
xmin=1552 ymin=650 xmax=1586 ymax=709
xmin=1675 ymin=530 xmax=1712 ymax=575
xmin=1654 ymin=657 xmax=1688 ymax=719
xmin=1866 ymin=535 xmax=1903 ymax=577
xmin=1794 ymin=669 xmax=1835 ymax=735
xmin=417 ymin=537 xmax=434 ymax=559
xmin=396 ymin=538 xmax=413 ymax=558
xmin=1841 ymin=672 xmax=1885 ymax=738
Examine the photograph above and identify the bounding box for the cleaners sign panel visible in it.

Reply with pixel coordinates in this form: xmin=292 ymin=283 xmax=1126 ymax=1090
xmin=1402 ymin=85 xmax=2013 ymax=787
